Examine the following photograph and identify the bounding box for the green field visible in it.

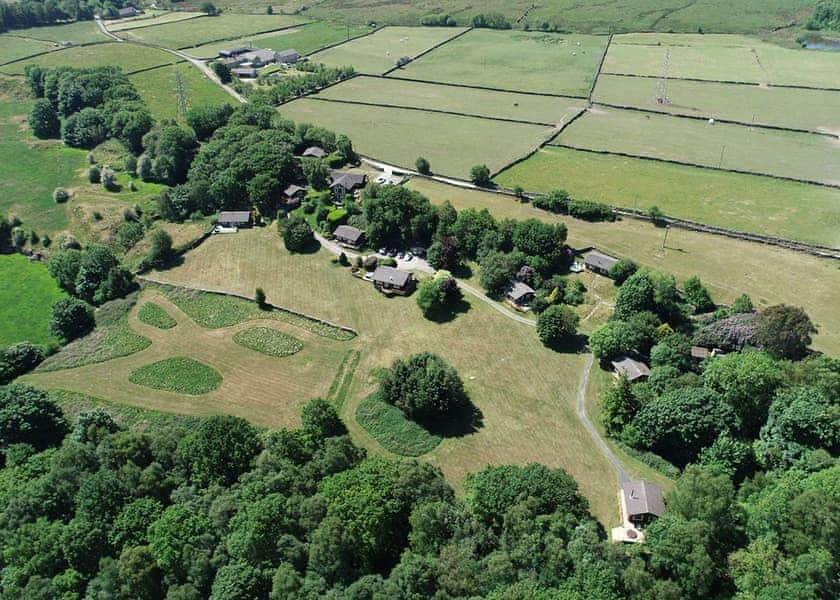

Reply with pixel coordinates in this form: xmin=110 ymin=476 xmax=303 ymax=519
xmin=593 ymin=74 xmax=840 ymax=133
xmin=3 ymin=42 xmax=179 ymax=75
xmin=309 ymin=26 xmax=467 ymax=74
xmin=120 ymin=13 xmax=310 ymax=49
xmin=556 ymin=107 xmax=840 ymax=186
xmin=130 ymin=63 xmax=233 ymax=120
xmin=316 ymin=76 xmax=587 ymax=124
xmin=280 ymin=98 xmax=556 ymax=178
xmin=106 ymin=11 xmax=205 ymax=32
xmin=495 ymin=146 xmax=840 ymax=248
xmin=405 ymin=177 xmax=840 ymax=356
xmin=184 ymin=21 xmax=371 ymax=59
xmin=398 ymin=29 xmax=607 ymax=97
xmin=4 ymin=21 xmax=107 ymax=44
xmin=129 ymin=356 xmax=223 ymax=394
xmin=603 ymin=33 xmax=840 ymax=88
xmin=0 ymin=36 xmax=54 ymax=65
xmin=0 ymin=254 xmax=67 ymax=347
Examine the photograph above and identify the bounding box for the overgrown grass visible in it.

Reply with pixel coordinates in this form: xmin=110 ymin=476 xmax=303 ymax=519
xmin=129 ymin=62 xmax=234 ymax=121
xmin=356 ymin=393 xmax=441 ymax=456
xmin=129 ymin=356 xmax=222 ymax=394
xmin=233 ymin=326 xmax=303 ymax=357
xmin=137 ymin=302 xmax=177 ymax=329
xmin=51 ymin=388 xmax=202 ymax=430
xmin=0 ymin=254 xmax=67 ymax=347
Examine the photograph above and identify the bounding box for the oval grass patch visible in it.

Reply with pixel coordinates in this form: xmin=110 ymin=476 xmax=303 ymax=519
xmin=233 ymin=327 xmax=303 ymax=358
xmin=129 ymin=357 xmax=222 ymax=395
xmin=137 ymin=302 xmax=177 ymax=329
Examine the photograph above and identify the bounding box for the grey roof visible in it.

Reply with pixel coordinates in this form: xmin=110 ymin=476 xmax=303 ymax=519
xmin=219 ymin=46 xmax=251 ymax=57
xmin=117 ymin=7 xmax=138 ymax=17
xmin=284 ymin=184 xmax=306 ymax=196
xmin=622 ymin=481 xmax=665 ymax=518
xmin=506 ymin=280 xmax=535 ymax=302
xmin=372 ymin=266 xmax=411 ymax=288
xmin=218 ymin=211 xmax=251 ymax=224
xmin=333 ymin=225 xmax=365 ymax=244
xmin=691 ymin=346 xmax=711 ymax=359
xmin=611 ymin=356 xmax=651 ymax=381
xmin=231 ymin=67 xmax=257 ymax=78
xmin=241 ymin=49 xmax=276 ymax=64
xmin=276 ymin=49 xmax=300 ymax=61
xmin=302 ymin=146 xmax=327 ymax=158
xmin=330 ymin=171 xmax=367 ymax=190
xmin=584 ymin=250 xmax=619 ymax=272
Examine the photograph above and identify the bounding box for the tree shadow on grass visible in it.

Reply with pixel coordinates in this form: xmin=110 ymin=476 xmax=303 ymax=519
xmin=450 ymin=263 xmax=473 ymax=279
xmin=424 ymin=298 xmax=472 ymax=323
xmin=543 ymin=333 xmax=589 ymax=354
xmin=423 ymin=400 xmax=484 ymax=439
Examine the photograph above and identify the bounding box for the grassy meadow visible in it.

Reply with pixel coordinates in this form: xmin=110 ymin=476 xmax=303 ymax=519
xmin=129 ymin=356 xmax=223 ymax=395
xmin=593 ymin=74 xmax=840 ymax=134
xmin=398 ymin=29 xmax=607 ymax=97
xmin=316 ymin=76 xmax=587 ymax=124
xmin=280 ymin=98 xmax=556 ymax=178
xmin=3 ymin=42 xmax=179 ymax=75
xmin=309 ymin=26 xmax=467 ymax=74
xmin=556 ymin=107 xmax=840 ymax=186
xmin=604 ymin=33 xmax=840 ymax=88
xmin=105 ymin=11 xmax=206 ymax=32
xmin=120 ymin=13 xmax=310 ymax=49
xmin=495 ymin=146 xmax=840 ymax=248
xmin=4 ymin=21 xmax=107 ymax=44
xmin=0 ymin=36 xmax=55 ymax=65
xmin=130 ymin=63 xmax=234 ymax=120
xmin=405 ymin=177 xmax=840 ymax=356
xmin=184 ymin=21 xmax=371 ymax=59
xmin=0 ymin=254 xmax=66 ymax=347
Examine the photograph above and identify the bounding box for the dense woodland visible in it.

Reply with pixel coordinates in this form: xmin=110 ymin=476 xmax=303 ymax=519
xmin=0 ymin=0 xmax=134 ymax=31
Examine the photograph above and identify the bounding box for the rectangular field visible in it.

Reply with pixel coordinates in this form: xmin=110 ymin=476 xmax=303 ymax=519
xmin=130 ymin=63 xmax=234 ymax=120
xmin=184 ymin=21 xmax=370 ymax=59
xmin=397 ymin=29 xmax=607 ymax=97
xmin=555 ymin=107 xmax=840 ymax=186
xmin=3 ymin=42 xmax=179 ymax=75
xmin=593 ymin=74 xmax=840 ymax=134
xmin=0 ymin=36 xmax=55 ymax=66
xmin=603 ymin=33 xmax=840 ymax=88
xmin=309 ymin=26 xmax=467 ymax=75
xmin=5 ymin=21 xmax=107 ymax=44
xmin=0 ymin=254 xmax=66 ymax=347
xmin=316 ymin=76 xmax=587 ymax=125
xmin=120 ymin=13 xmax=309 ymax=49
xmin=279 ymin=97 xmax=557 ymax=178
xmin=495 ymin=146 xmax=840 ymax=248
xmin=106 ymin=11 xmax=205 ymax=32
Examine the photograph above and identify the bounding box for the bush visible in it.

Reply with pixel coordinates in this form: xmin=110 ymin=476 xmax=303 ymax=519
xmin=124 ymin=154 xmax=138 ymax=175
xmin=88 ymin=166 xmax=101 ymax=184
xmin=0 ymin=342 xmax=46 ymax=384
xmin=567 ymin=199 xmax=614 ymax=221
xmin=283 ymin=217 xmax=314 ymax=253
xmin=146 ymin=229 xmax=174 ymax=268
xmin=255 ymin=287 xmax=267 ymax=308
xmin=536 ymin=305 xmax=579 ymax=350
xmin=52 ymin=188 xmax=69 ymax=204
xmin=50 ymin=298 xmax=95 ymax=343
xmin=415 ymin=156 xmax=431 ymax=174
xmin=101 ymin=166 xmax=117 ymax=191
xmin=470 ymin=164 xmax=492 ymax=187
xmin=609 ymin=259 xmax=638 ymax=285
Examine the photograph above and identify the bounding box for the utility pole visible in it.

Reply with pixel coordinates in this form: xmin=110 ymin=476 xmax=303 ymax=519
xmin=662 ymin=224 xmax=670 ymax=249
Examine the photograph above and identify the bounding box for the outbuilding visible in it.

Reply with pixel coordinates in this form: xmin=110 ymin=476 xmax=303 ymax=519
xmin=302 ymin=146 xmax=327 ymax=159
xmin=333 ymin=225 xmax=366 ymax=249
xmin=583 ymin=250 xmax=619 ymax=276
xmin=276 ymin=49 xmax=300 ymax=64
xmin=217 ymin=211 xmax=252 ymax=228
xmin=611 ymin=356 xmax=650 ymax=382
xmin=621 ymin=480 xmax=665 ymax=527
xmin=282 ymin=184 xmax=306 ymax=208
xmin=116 ymin=6 xmax=139 ymax=18
xmin=504 ymin=280 xmax=535 ymax=310
xmin=231 ymin=67 xmax=258 ymax=79
xmin=371 ymin=266 xmax=414 ymax=295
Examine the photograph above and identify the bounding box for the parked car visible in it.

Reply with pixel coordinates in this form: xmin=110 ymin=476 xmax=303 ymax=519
xmin=387 ymin=248 xmax=397 ymax=257
xmin=378 ymin=247 xmax=387 ymax=255
xmin=570 ymin=262 xmax=584 ymax=273
xmin=397 ymin=252 xmax=405 ymax=260
xmin=405 ymin=252 xmax=413 ymax=261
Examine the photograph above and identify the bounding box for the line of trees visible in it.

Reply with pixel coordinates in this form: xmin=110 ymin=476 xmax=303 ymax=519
xmin=0 ymin=0 xmax=135 ymax=32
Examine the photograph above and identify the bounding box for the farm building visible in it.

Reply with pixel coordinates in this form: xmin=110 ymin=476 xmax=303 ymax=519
xmin=333 ymin=225 xmax=366 ymax=249
xmin=330 ymin=171 xmax=367 ymax=203
xmin=504 ymin=280 xmax=535 ymax=310
xmin=218 ymin=211 xmax=252 ymax=228
xmin=240 ymin=49 xmax=277 ymax=67
xmin=282 ymin=184 xmax=306 ymax=208
xmin=276 ymin=49 xmax=300 ymax=64
xmin=371 ymin=266 xmax=414 ymax=295
xmin=115 ymin=6 xmax=139 ymax=18
xmin=583 ymin=250 xmax=619 ymax=276
xmin=231 ymin=67 xmax=258 ymax=79
xmin=218 ymin=46 xmax=252 ymax=58
xmin=302 ymin=146 xmax=327 ymax=158
xmin=611 ymin=356 xmax=650 ymax=382
xmin=611 ymin=480 xmax=665 ymax=543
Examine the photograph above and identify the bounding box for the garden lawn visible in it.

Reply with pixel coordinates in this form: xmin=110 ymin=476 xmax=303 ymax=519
xmin=138 ymin=302 xmax=177 ymax=329
xmin=0 ymin=254 xmax=66 ymax=347
xmin=139 ymin=228 xmax=627 ymax=526
xmin=279 ymin=98 xmax=557 ymax=178
xmin=0 ymin=35 xmax=54 ymax=65
xmin=120 ymin=13 xmax=310 ymax=49
xmin=130 ymin=62 xmax=233 ymax=121
xmin=555 ymin=107 xmax=840 ymax=186
xmin=356 ymin=393 xmax=441 ymax=456
xmin=3 ymin=42 xmax=179 ymax=75
xmin=233 ymin=326 xmax=303 ymax=357
xmin=184 ymin=21 xmax=371 ymax=59
xmin=603 ymin=33 xmax=840 ymax=88
xmin=6 ymin=21 xmax=107 ymax=44
xmin=309 ymin=26 xmax=467 ymax=74
xmin=316 ymin=76 xmax=587 ymax=125
xmin=129 ymin=356 xmax=222 ymax=394
xmin=593 ymin=74 xmax=840 ymax=134
xmin=495 ymin=146 xmax=840 ymax=248
xmin=404 ymin=177 xmax=840 ymax=356
xmin=397 ymin=29 xmax=607 ymax=97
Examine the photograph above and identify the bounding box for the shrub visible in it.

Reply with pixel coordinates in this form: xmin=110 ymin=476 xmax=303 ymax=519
xmin=470 ymin=164 xmax=492 ymax=187
xmin=283 ymin=217 xmax=314 ymax=253
xmin=415 ymin=156 xmax=431 ymax=174
xmin=50 ymin=297 xmax=95 ymax=343
xmin=0 ymin=342 xmax=46 ymax=384
xmin=255 ymin=287 xmax=266 ymax=308
xmin=124 ymin=154 xmax=138 ymax=175
xmin=53 ymin=188 xmax=70 ymax=204
xmin=88 ymin=166 xmax=101 ymax=184
xmin=608 ymin=259 xmax=637 ymax=285
xmin=101 ymin=166 xmax=117 ymax=191
xmin=567 ymin=199 xmax=614 ymax=221
xmin=146 ymin=229 xmax=174 ymax=268
xmin=116 ymin=221 xmax=144 ymax=251
xmin=536 ymin=305 xmax=579 ymax=350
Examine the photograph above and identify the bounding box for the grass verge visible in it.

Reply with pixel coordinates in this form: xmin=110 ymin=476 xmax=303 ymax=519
xmin=129 ymin=356 xmax=222 ymax=395
xmin=233 ymin=326 xmax=303 ymax=357
xmin=356 ymin=393 xmax=441 ymax=456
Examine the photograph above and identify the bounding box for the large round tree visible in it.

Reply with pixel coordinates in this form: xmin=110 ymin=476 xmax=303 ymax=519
xmin=536 ymin=304 xmax=579 ymax=350
xmin=380 ymin=352 xmax=468 ymax=424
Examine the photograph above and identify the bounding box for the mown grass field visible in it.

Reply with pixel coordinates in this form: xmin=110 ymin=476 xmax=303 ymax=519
xmin=120 ymin=13 xmax=310 ymax=49
xmin=316 ymin=76 xmax=587 ymax=124
xmin=0 ymin=36 xmax=54 ymax=65
xmin=3 ymin=42 xmax=179 ymax=75
xmin=309 ymin=26 xmax=467 ymax=74
xmin=556 ymin=107 xmax=840 ymax=186
xmin=495 ymin=146 xmax=840 ymax=248
xmin=129 ymin=63 xmax=233 ymax=121
xmin=4 ymin=20 xmax=107 ymax=44
xmin=135 ymin=227 xmax=671 ymax=525
xmin=0 ymin=254 xmax=66 ymax=347
xmin=23 ymin=287 xmax=353 ymax=429
xmin=280 ymin=98 xmax=556 ymax=178
xmin=106 ymin=11 xmax=205 ymax=32
xmin=593 ymin=74 xmax=840 ymax=134
xmin=405 ymin=177 xmax=840 ymax=356
xmin=184 ymin=21 xmax=371 ymax=59
xmin=398 ymin=29 xmax=607 ymax=97
xmin=603 ymin=33 xmax=840 ymax=88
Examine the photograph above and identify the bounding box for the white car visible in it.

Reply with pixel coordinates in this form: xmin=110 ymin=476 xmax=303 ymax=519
xmin=570 ymin=262 xmax=584 ymax=273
